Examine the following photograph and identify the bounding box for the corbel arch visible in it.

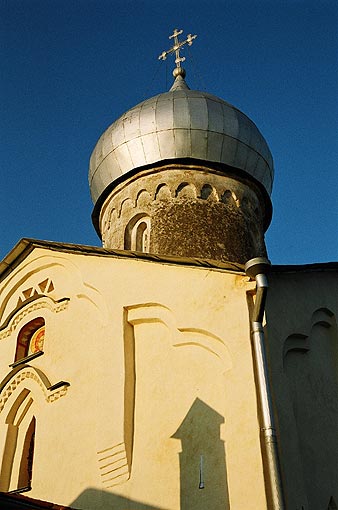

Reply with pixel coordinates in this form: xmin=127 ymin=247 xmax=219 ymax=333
xmin=0 ymin=365 xmax=69 ymax=414
xmin=125 ymin=302 xmax=232 ymax=367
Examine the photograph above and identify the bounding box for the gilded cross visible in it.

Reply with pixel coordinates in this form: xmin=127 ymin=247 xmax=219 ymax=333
xmin=158 ymin=28 xmax=197 ymax=69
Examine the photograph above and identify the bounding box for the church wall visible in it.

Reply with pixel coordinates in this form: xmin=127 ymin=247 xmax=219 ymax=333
xmin=265 ymin=269 xmax=338 ymax=510
xmin=0 ymin=246 xmax=267 ymax=510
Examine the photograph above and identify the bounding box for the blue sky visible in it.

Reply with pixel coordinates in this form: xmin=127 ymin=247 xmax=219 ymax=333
xmin=1 ymin=0 xmax=337 ymax=264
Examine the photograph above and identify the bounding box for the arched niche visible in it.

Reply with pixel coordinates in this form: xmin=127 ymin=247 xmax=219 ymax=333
xmin=0 ymin=367 xmax=69 ymax=492
xmin=0 ymin=388 xmax=35 ymax=492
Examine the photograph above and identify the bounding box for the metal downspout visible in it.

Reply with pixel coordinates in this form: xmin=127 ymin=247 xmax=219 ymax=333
xmin=245 ymin=258 xmax=285 ymax=510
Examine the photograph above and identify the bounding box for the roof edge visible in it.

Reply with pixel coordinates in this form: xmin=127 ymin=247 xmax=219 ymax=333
xmin=0 ymin=238 xmax=245 ymax=281
xmin=1 ymin=239 xmax=336 ymax=283
xmin=0 ymin=491 xmax=76 ymax=509
xmin=0 ymin=239 xmax=34 ymax=281
xmin=271 ymin=262 xmax=338 ymax=273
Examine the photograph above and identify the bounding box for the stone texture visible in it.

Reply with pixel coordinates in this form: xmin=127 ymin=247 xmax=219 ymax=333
xmin=99 ymin=163 xmax=268 ymax=264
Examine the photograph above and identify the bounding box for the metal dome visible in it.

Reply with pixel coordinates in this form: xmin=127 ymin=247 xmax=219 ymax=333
xmin=89 ymin=75 xmax=274 ymax=204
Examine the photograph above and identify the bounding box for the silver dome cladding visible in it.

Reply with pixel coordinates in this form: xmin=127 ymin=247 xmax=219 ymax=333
xmin=89 ymin=78 xmax=274 ymax=204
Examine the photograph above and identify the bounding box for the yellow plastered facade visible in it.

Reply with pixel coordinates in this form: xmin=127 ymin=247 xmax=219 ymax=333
xmin=0 ymin=245 xmax=267 ymax=509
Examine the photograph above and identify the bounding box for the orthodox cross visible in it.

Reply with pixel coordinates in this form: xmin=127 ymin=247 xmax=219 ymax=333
xmin=158 ymin=29 xmax=197 ymax=70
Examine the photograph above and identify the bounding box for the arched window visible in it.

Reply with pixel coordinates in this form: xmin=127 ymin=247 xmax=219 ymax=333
xmin=132 ymin=218 xmax=150 ymax=252
xmin=15 ymin=318 xmax=45 ymax=362
xmin=124 ymin=215 xmax=150 ymax=253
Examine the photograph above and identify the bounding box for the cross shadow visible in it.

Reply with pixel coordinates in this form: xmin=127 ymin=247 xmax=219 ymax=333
xmin=172 ymin=398 xmax=230 ymax=510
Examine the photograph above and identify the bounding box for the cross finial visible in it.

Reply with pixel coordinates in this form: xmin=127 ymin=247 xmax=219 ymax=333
xmin=158 ymin=28 xmax=197 ymax=78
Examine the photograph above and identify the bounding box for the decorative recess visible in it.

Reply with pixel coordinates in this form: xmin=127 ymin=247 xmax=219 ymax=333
xmin=121 ymin=302 xmax=231 ymax=491
xmin=175 ymin=182 xmax=197 ymax=199
xmin=0 ymin=367 xmax=69 ymax=413
xmin=106 ymin=179 xmax=255 ymax=225
xmin=99 ymin=165 xmax=265 ymax=247
xmin=38 ymin=278 xmax=54 ymax=294
xmin=283 ymin=307 xmax=336 ymax=364
xmin=221 ymin=189 xmax=239 ymax=207
xmin=283 ymin=333 xmax=309 ymax=360
xmin=154 ymin=183 xmax=171 ymax=201
xmin=126 ymin=303 xmax=232 ymax=367
xmin=97 ymin=442 xmax=130 ymax=487
xmin=135 ymin=189 xmax=151 ymax=207
xmin=118 ymin=198 xmax=133 ymax=218
xmin=200 ymin=183 xmax=218 ymax=201
xmin=0 ymin=297 xmax=69 ymax=341
xmin=16 ymin=278 xmax=55 ymax=308
xmin=176 ymin=327 xmax=231 ymax=363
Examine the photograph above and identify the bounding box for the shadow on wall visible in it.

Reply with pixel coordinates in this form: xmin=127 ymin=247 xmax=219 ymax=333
xmin=172 ymin=398 xmax=230 ymax=510
xmin=71 ymin=398 xmax=230 ymax=510
xmin=284 ymin=309 xmax=338 ymax=509
xmin=71 ymin=489 xmax=165 ymax=510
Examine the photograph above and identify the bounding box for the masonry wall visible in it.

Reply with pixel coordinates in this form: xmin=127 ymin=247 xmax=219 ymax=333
xmin=99 ymin=164 xmax=268 ymax=264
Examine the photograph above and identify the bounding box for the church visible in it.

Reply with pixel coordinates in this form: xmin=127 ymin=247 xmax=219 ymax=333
xmin=0 ymin=30 xmax=337 ymax=510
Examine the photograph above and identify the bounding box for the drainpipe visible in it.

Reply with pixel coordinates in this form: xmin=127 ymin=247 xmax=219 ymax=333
xmin=245 ymin=257 xmax=285 ymax=510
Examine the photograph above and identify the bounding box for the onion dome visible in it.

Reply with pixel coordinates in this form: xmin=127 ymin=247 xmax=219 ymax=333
xmin=89 ymin=75 xmax=274 ymax=207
